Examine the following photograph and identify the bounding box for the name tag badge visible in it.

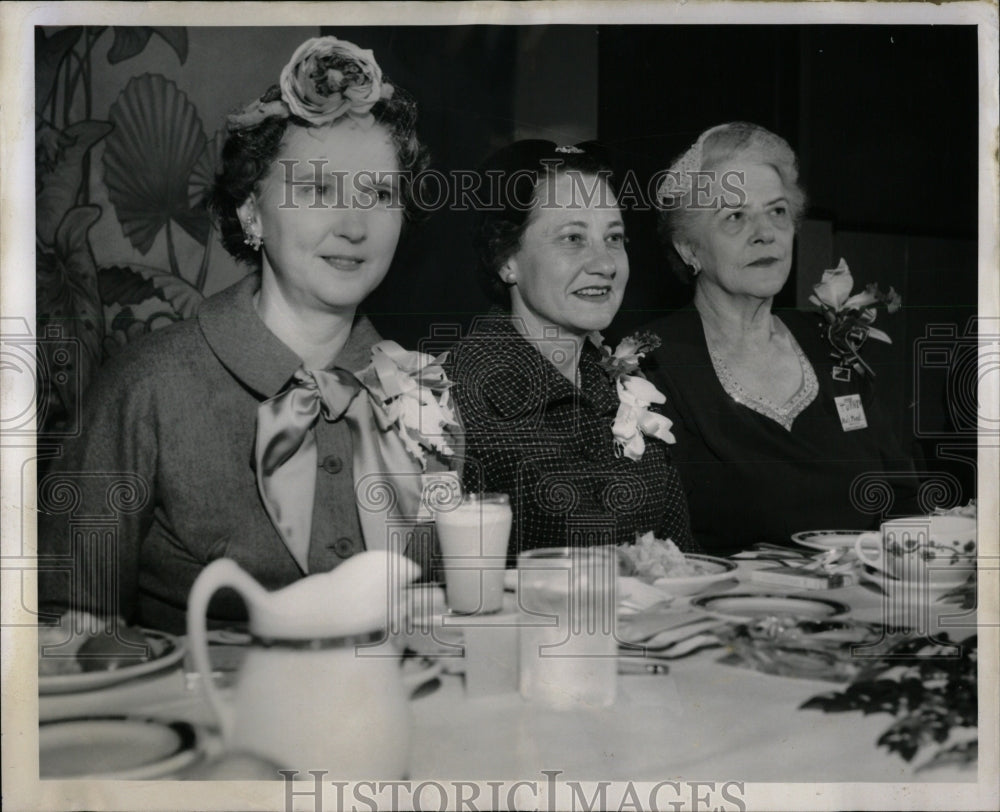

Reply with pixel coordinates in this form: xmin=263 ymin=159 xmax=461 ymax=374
xmin=834 ymin=394 xmax=868 ymax=432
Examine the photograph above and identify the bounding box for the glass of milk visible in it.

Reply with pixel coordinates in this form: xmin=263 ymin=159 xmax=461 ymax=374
xmin=434 ymin=493 xmax=512 ymax=614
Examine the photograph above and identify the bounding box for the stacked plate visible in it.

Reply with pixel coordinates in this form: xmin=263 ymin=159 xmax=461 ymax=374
xmin=40 ymin=716 xmax=205 ymax=779
xmin=39 ymin=629 xmax=213 ymax=779
xmin=39 ymin=629 xmax=186 ymax=695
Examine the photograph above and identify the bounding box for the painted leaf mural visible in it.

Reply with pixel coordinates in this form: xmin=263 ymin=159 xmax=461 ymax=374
xmin=36 ymin=206 xmax=105 ymax=425
xmin=98 ymin=264 xmax=204 ymax=358
xmin=187 ymin=129 xmax=225 ymax=290
xmin=103 ymin=74 xmax=210 ymax=258
xmin=98 ymin=265 xmax=159 ymax=306
xmin=100 ymin=264 xmax=204 ymax=317
xmin=188 ymin=129 xmax=225 ymax=210
xmin=36 ymin=124 xmax=76 ymax=180
xmin=36 ymin=121 xmax=113 ymax=246
xmin=107 ymin=27 xmax=188 ymax=66
xmin=35 ymin=27 xmax=83 ymax=113
xmin=33 ymin=26 xmax=211 ymax=439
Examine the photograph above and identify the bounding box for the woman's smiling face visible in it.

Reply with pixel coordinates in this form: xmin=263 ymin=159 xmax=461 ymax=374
xmin=678 ymin=160 xmax=795 ymax=301
xmin=242 ymin=119 xmax=403 ymax=315
xmin=503 ymin=172 xmax=629 ymax=336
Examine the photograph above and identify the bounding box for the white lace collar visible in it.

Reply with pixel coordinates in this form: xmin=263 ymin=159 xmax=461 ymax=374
xmin=704 ymin=321 xmax=818 ymax=431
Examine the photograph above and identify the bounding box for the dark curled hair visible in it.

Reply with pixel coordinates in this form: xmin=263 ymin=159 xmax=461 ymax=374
xmin=209 ymin=82 xmax=431 ymax=269
xmin=473 ymin=140 xmax=620 ymax=307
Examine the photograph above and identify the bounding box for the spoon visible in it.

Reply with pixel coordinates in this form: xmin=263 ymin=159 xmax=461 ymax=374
xmin=750 ymin=543 xmax=810 ymax=557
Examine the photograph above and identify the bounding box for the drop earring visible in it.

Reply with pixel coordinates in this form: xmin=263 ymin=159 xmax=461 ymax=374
xmin=242 ymin=216 xmax=262 ymax=251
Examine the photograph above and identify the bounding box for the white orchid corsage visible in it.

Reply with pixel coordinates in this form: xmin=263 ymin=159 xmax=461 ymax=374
xmin=809 ymin=259 xmax=902 ymax=380
xmin=227 ymin=36 xmax=394 ymax=131
xmin=589 ymin=331 xmax=676 ymax=461
xmin=357 ymin=341 xmax=458 ymax=470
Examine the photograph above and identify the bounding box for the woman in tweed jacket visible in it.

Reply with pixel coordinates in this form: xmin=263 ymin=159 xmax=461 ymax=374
xmin=446 ymin=140 xmax=696 ymax=561
xmin=38 ymin=36 xmax=437 ymax=633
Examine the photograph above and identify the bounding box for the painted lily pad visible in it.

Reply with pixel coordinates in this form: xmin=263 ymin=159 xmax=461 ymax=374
xmin=103 ymin=74 xmax=209 ymax=253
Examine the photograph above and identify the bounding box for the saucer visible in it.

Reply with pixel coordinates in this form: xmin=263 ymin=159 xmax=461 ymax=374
xmin=790 ymin=530 xmax=862 ymax=552
xmin=690 ymin=593 xmax=849 ymax=622
xmin=40 ymin=716 xmax=207 ymax=778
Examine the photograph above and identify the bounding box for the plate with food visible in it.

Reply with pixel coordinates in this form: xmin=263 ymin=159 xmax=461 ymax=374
xmin=690 ymin=592 xmax=849 ymax=622
xmin=40 ymin=716 xmax=207 ymax=779
xmin=618 ymin=533 xmax=738 ymax=598
xmin=790 ymin=529 xmax=863 ymax=552
xmin=39 ymin=614 xmax=186 ymax=694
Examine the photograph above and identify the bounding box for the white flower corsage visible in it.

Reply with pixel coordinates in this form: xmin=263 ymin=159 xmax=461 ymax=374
xmin=590 ymin=331 xmax=676 ymax=461
xmin=357 ymin=341 xmax=458 ymax=470
xmin=809 ymin=258 xmax=902 ymax=379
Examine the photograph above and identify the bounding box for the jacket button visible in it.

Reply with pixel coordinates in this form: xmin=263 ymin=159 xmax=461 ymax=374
xmin=329 ymin=537 xmax=356 ymax=558
xmin=320 ymin=455 xmax=343 ymax=474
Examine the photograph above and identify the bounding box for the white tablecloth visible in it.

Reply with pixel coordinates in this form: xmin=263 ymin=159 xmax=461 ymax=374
xmin=38 ymin=563 xmax=978 ymax=783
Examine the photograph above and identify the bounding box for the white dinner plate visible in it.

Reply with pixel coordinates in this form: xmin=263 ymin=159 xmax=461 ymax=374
xmin=790 ymin=530 xmax=863 ymax=552
xmin=650 ymin=554 xmax=738 ymax=596
xmin=39 ymin=630 xmax=186 ymax=695
xmin=690 ymin=593 xmax=849 ymax=622
xmin=40 ymin=716 xmax=204 ymax=779
xmin=504 ymin=555 xmax=737 ymax=602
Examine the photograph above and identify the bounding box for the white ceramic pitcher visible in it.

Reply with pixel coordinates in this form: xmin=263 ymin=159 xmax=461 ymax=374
xmin=188 ymin=551 xmax=420 ymax=777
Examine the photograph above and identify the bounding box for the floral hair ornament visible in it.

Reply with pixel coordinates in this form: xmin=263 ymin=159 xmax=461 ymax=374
xmin=589 ymin=331 xmax=675 ymax=460
xmin=226 ymin=36 xmax=394 ymax=132
xmin=809 ymin=258 xmax=902 ymax=380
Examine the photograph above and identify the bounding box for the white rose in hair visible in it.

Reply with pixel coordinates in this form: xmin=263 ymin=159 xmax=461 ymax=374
xmin=280 ymin=36 xmax=393 ymax=126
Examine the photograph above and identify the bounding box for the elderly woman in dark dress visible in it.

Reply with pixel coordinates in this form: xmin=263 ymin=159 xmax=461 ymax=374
xmin=643 ymin=122 xmax=919 ymax=555
xmin=447 ymin=140 xmax=696 ymax=558
xmin=38 ymin=36 xmax=454 ymax=634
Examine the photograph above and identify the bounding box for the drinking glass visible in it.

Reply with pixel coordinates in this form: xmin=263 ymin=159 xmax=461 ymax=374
xmin=434 ymin=493 xmax=512 ymax=614
xmin=517 ymin=546 xmax=618 ymax=709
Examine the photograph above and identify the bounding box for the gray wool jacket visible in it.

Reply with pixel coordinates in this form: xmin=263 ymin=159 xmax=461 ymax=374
xmin=38 ymin=273 xmax=386 ymax=634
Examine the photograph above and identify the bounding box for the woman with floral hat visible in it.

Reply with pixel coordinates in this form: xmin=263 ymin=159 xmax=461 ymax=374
xmin=38 ymin=36 xmax=456 ymax=633
xmin=642 ymin=122 xmax=919 ymax=555
xmin=446 ymin=140 xmax=696 ymax=559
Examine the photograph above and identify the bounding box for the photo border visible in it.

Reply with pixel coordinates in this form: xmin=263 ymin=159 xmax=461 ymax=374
xmin=2 ymin=2 xmax=997 ymax=810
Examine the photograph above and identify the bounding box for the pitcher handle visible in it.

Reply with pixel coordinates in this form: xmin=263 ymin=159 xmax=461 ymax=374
xmin=187 ymin=559 xmax=266 ymax=743
xmin=854 ymin=532 xmax=887 ymax=573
